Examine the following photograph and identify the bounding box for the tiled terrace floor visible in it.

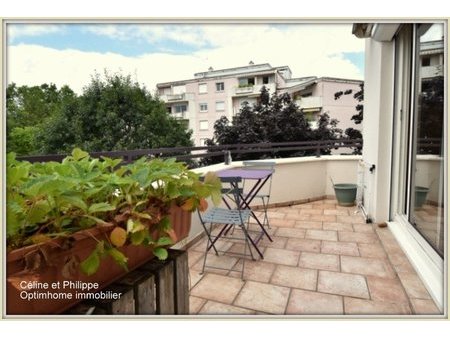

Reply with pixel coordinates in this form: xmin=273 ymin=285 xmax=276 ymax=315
xmin=187 ymin=199 xmax=442 ymax=316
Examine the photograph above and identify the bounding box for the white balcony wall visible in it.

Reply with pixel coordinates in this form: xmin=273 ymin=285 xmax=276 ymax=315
xmin=173 ymin=155 xmax=360 ymax=248
xmin=295 ymin=96 xmax=323 ymax=109
xmin=234 ymin=83 xmax=276 ymax=96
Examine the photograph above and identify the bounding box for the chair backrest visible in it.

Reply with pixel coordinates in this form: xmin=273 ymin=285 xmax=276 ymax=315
xmin=219 ymin=176 xmax=243 ymax=207
xmin=242 ymin=160 xmax=276 ymax=195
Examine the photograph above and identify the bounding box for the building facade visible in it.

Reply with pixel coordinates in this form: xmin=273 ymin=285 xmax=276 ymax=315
xmin=353 ymin=22 xmax=446 ymax=311
xmin=156 ymin=63 xmax=362 ymax=146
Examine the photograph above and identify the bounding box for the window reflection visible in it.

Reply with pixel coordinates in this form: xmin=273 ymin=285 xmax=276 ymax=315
xmin=410 ymin=23 xmax=445 ymax=256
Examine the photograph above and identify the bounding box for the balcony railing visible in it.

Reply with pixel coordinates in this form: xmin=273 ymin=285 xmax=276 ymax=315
xmin=159 ymin=93 xmax=187 ymax=102
xmin=295 ymin=96 xmax=323 ymax=109
xmin=420 ymin=65 xmax=444 ymax=79
xmin=18 ymin=139 xmax=363 ymax=167
xmin=234 ymin=83 xmax=276 ymax=96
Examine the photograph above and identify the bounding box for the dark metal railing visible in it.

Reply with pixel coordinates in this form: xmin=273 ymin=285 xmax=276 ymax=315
xmin=17 ymin=139 xmax=363 ymax=167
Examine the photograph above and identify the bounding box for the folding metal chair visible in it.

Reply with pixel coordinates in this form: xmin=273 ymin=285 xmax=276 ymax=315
xmin=242 ymin=161 xmax=276 ymax=229
xmin=197 ymin=176 xmax=258 ymax=280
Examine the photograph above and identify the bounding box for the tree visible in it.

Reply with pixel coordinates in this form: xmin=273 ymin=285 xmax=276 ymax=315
xmin=202 ymin=86 xmax=341 ymax=164
xmin=6 ymin=83 xmax=77 ymax=154
xmin=334 ymin=83 xmax=364 ymax=154
xmin=40 ymin=72 xmax=193 ymax=154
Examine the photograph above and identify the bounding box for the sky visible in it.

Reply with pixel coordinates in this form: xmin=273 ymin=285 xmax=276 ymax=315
xmin=7 ymin=22 xmax=365 ymax=94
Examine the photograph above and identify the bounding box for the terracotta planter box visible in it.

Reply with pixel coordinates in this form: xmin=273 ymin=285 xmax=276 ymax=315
xmin=6 ymin=205 xmax=191 ymax=315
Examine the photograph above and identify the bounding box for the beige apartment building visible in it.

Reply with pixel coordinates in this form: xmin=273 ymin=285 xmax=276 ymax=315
xmin=156 ymin=62 xmax=362 ymax=146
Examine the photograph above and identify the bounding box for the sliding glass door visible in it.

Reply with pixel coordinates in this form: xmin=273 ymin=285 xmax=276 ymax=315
xmin=409 ymin=23 xmax=445 ymax=256
xmin=392 ymin=23 xmax=446 ymax=257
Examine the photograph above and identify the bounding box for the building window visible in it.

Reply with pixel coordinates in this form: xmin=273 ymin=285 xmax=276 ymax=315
xmin=421 ymin=57 xmax=431 ymax=67
xmin=199 ymin=120 xmax=209 ymax=130
xmin=238 ymin=77 xmax=255 ymax=87
xmin=199 ymin=103 xmax=208 ymax=112
xmin=174 ymin=104 xmax=187 ymax=113
xmin=216 ymin=82 xmax=225 ymax=91
xmin=215 ymin=101 xmax=225 ymax=112
xmin=262 ymin=76 xmax=269 ymax=84
xmin=199 ymin=83 xmax=207 ymax=94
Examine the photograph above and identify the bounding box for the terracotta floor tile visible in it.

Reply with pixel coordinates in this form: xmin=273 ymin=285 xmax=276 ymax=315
xmin=309 ymin=214 xmax=337 ymax=223
xmin=188 ymin=250 xmax=204 ymax=268
xmin=294 ymin=214 xmax=317 ymax=221
xmin=306 ymin=229 xmax=338 ymax=241
xmin=322 ymin=222 xmax=354 ymax=232
xmin=341 ymin=256 xmax=396 ymax=279
xmin=190 ymin=273 xmax=244 ymax=304
xmin=286 ymin=289 xmax=343 ymax=315
xmin=358 ymin=243 xmax=387 ymax=258
xmin=198 ymin=301 xmax=255 ymax=315
xmin=285 ymin=238 xmax=321 ymax=253
xmin=294 ymin=220 xmax=323 ymax=230
xmin=410 ymin=299 xmax=442 ymax=315
xmin=267 ymin=218 xmax=296 ymax=228
xmin=266 ymin=211 xmax=286 ymax=219
xmin=312 ymin=204 xmax=337 ymax=210
xmin=353 ymin=224 xmax=375 ymax=233
xmin=299 ymin=252 xmax=340 ymax=272
xmin=318 ymin=270 xmax=369 ymax=299
xmin=397 ymin=272 xmax=432 ymax=299
xmin=387 ymin=252 xmax=416 ymax=274
xmin=189 ymin=296 xmax=207 ymax=314
xmin=234 ymin=281 xmax=290 ymax=314
xmin=338 ymin=231 xmax=379 ymax=244
xmin=324 ymin=209 xmax=349 ymax=216
xmin=234 ymin=260 xmax=276 ymax=283
xmin=366 ymin=276 xmax=409 ymax=303
xmin=258 ymin=235 xmax=288 ymax=249
xmin=337 ymin=215 xmax=366 ymax=224
xmin=299 ymin=208 xmax=324 ymax=215
xmin=192 ymin=253 xmax=239 ymax=272
xmin=263 ymin=247 xmax=300 ymax=266
xmin=321 ymin=241 xmax=359 ymax=256
xmin=344 ymin=297 xmax=412 ymax=315
xmin=275 ymin=227 xmax=306 ymax=239
xmin=291 ymin=203 xmax=313 ymax=209
xmin=270 ymin=265 xmax=317 ymax=290
xmin=189 ymin=268 xmax=205 ymax=289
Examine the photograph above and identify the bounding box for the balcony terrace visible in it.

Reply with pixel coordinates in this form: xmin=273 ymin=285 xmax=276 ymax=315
xmin=180 ymin=156 xmax=443 ymax=316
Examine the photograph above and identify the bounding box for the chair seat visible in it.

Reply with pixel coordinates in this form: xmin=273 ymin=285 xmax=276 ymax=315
xmin=243 ymin=192 xmax=270 ymax=199
xmin=201 ymin=207 xmax=251 ymax=225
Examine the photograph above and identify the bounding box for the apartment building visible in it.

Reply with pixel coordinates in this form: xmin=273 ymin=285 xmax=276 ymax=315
xmin=156 ymin=62 xmax=363 ymax=146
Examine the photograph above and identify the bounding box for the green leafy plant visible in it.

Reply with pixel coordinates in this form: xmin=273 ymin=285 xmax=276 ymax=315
xmin=7 ymin=148 xmax=222 ymax=275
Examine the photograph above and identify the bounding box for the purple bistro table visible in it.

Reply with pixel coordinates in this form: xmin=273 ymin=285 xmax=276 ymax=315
xmin=213 ymin=168 xmax=274 ymax=258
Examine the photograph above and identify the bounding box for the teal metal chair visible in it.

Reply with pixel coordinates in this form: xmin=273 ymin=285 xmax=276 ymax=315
xmin=242 ymin=160 xmax=276 ymax=229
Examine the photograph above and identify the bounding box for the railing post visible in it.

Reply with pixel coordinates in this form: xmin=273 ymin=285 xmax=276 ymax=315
xmin=224 ymin=150 xmax=232 ymax=165
xmin=315 ymin=142 xmax=321 ymax=157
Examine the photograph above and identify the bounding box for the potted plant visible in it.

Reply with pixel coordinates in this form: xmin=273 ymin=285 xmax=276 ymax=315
xmin=6 ymin=148 xmax=221 ymax=314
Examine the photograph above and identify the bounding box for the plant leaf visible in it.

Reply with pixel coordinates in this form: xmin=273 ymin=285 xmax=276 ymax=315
xmin=156 ymin=236 xmax=173 ymax=247
xmin=59 ymin=194 xmax=88 ymax=212
xmin=88 ymin=202 xmax=115 ymax=213
xmin=130 ymin=229 xmax=147 ymax=245
xmin=80 ymin=250 xmax=100 ymax=276
xmin=153 ymin=247 xmax=168 ymax=260
xmin=107 ymin=247 xmax=128 ymax=271
xmin=72 ymin=148 xmax=89 ymax=161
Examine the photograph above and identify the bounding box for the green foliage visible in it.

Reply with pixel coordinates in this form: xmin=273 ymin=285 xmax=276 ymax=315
xmin=334 ymin=83 xmax=364 ymax=154
xmin=7 ymin=148 xmax=222 ymax=275
xmin=203 ymin=86 xmax=342 ymax=164
xmin=42 ymin=72 xmax=193 ymax=154
xmin=6 ymin=72 xmax=193 ymax=155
